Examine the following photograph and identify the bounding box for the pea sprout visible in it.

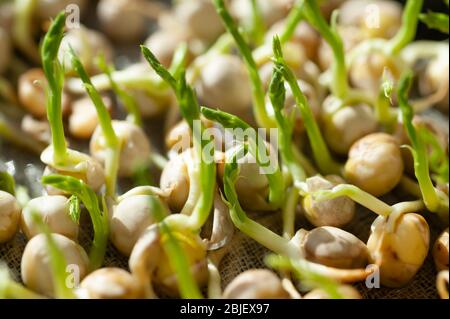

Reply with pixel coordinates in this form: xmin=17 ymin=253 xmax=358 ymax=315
xmin=398 ymin=72 xmax=449 ymax=223
xmin=200 ymin=107 xmax=285 ymax=209
xmin=150 ymin=195 xmax=202 ymax=299
xmin=222 ymin=146 xmax=370 ymax=282
xmin=266 ymin=254 xmax=345 ymax=299
xmin=416 ymin=126 xmax=449 ymax=186
xmin=31 ymin=211 xmax=76 ymax=299
xmin=222 ymin=143 xmax=299 ymax=259
xmin=268 ymin=62 xmax=307 ymax=187
xmin=301 ymin=0 xmax=347 ymax=99
xmin=387 ymin=0 xmax=424 ymax=55
xmin=272 ymin=36 xmax=341 ymax=175
xmin=419 ymin=11 xmax=449 ymax=35
xmin=0 ymin=170 xmax=15 ymax=195
xmin=97 ymin=55 xmax=142 ymax=127
xmin=279 ymin=0 xmax=304 ymax=45
xmin=70 ymin=48 xmax=120 ymax=198
xmin=68 ymin=195 xmax=81 ymax=224
xmin=65 ymin=44 xmax=189 ymax=98
xmin=42 ymin=175 xmax=109 ymax=271
xmin=141 ymin=45 xmax=216 ymax=232
xmin=375 ymin=73 xmax=397 ymax=129
xmin=41 ymin=12 xmax=67 ymax=165
xmin=249 ymin=0 xmax=265 ymax=46
xmin=213 ymin=0 xmax=275 ymax=128
xmin=312 ymin=183 xmax=425 ymax=218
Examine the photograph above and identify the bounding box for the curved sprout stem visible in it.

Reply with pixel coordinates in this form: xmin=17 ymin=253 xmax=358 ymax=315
xmin=312 ymin=183 xmax=426 ymax=218
xmin=97 ymin=55 xmax=142 ymax=126
xmin=419 ymin=12 xmax=449 ymax=35
xmin=150 ymin=196 xmax=203 ymax=299
xmin=222 ymin=144 xmax=299 ymax=259
xmin=249 ymin=0 xmax=265 ymax=46
xmin=213 ymin=0 xmax=275 ymax=129
xmin=387 ymin=0 xmax=424 ymax=55
xmin=279 ymin=0 xmax=305 ymax=44
xmin=41 ymin=12 xmax=68 ymax=165
xmin=312 ymin=184 xmax=393 ymax=217
xmin=398 ymin=71 xmax=449 ymax=220
xmin=70 ymin=49 xmax=120 ymax=198
xmin=417 ymin=126 xmax=449 ymax=185
xmin=31 ymin=212 xmax=75 ymax=299
xmin=42 ymin=175 xmax=109 ymax=271
xmin=375 ymin=75 xmax=397 ymax=129
xmin=169 ymin=43 xmax=189 ymax=79
xmin=272 ymin=37 xmax=341 ymax=175
xmin=282 ymin=187 xmax=299 ymax=240
xmin=269 ymin=63 xmax=307 ymax=186
xmin=200 ymin=107 xmax=285 ymax=209
xmin=141 ymin=45 xmax=216 ymax=231
xmin=207 ymin=259 xmax=222 ymax=299
xmin=265 ymin=254 xmax=344 ymax=299
xmin=302 ymin=0 xmax=348 ymax=98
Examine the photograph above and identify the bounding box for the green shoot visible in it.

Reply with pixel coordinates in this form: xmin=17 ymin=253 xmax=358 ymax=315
xmin=97 ymin=55 xmax=142 ymax=126
xmin=313 ymin=183 xmax=426 ymax=219
xmin=301 ymin=0 xmax=348 ymax=98
xmin=70 ymin=48 xmax=120 ymax=198
xmin=41 ymin=12 xmax=68 ymax=165
xmin=387 ymin=0 xmax=424 ymax=54
xmin=201 ymin=107 xmax=285 ymax=209
xmin=279 ymin=0 xmax=305 ymax=44
xmin=169 ymin=43 xmax=189 ymax=79
xmin=282 ymin=187 xmax=300 ymax=239
xmin=272 ymin=37 xmax=341 ymax=175
xmin=141 ymin=46 xmax=177 ymax=90
xmin=420 ymin=11 xmax=449 ymax=34
xmin=312 ymin=184 xmax=398 ymax=217
xmin=141 ymin=45 xmax=216 ymax=231
xmin=68 ymin=195 xmax=81 ymax=224
xmin=67 ymin=43 xmax=187 ymax=99
xmin=416 ymin=126 xmax=449 ymax=185
xmin=375 ymin=73 xmax=397 ymax=129
xmin=149 ymin=196 xmax=203 ymax=299
xmin=0 ymin=170 xmax=15 ymax=195
xmin=249 ymin=0 xmax=265 ymax=46
xmin=265 ymin=254 xmax=344 ymax=299
xmin=42 ymin=175 xmax=109 ymax=271
xmin=222 ymin=144 xmax=299 ymax=258
xmin=31 ymin=211 xmax=75 ymax=299
xmin=268 ymin=64 xmax=307 ymax=187
xmin=213 ymin=0 xmax=275 ymax=128
xmin=398 ymin=71 xmax=449 ymax=220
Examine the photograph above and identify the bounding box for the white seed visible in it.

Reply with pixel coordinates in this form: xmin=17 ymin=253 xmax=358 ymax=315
xmin=0 ymin=191 xmax=21 ymax=243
